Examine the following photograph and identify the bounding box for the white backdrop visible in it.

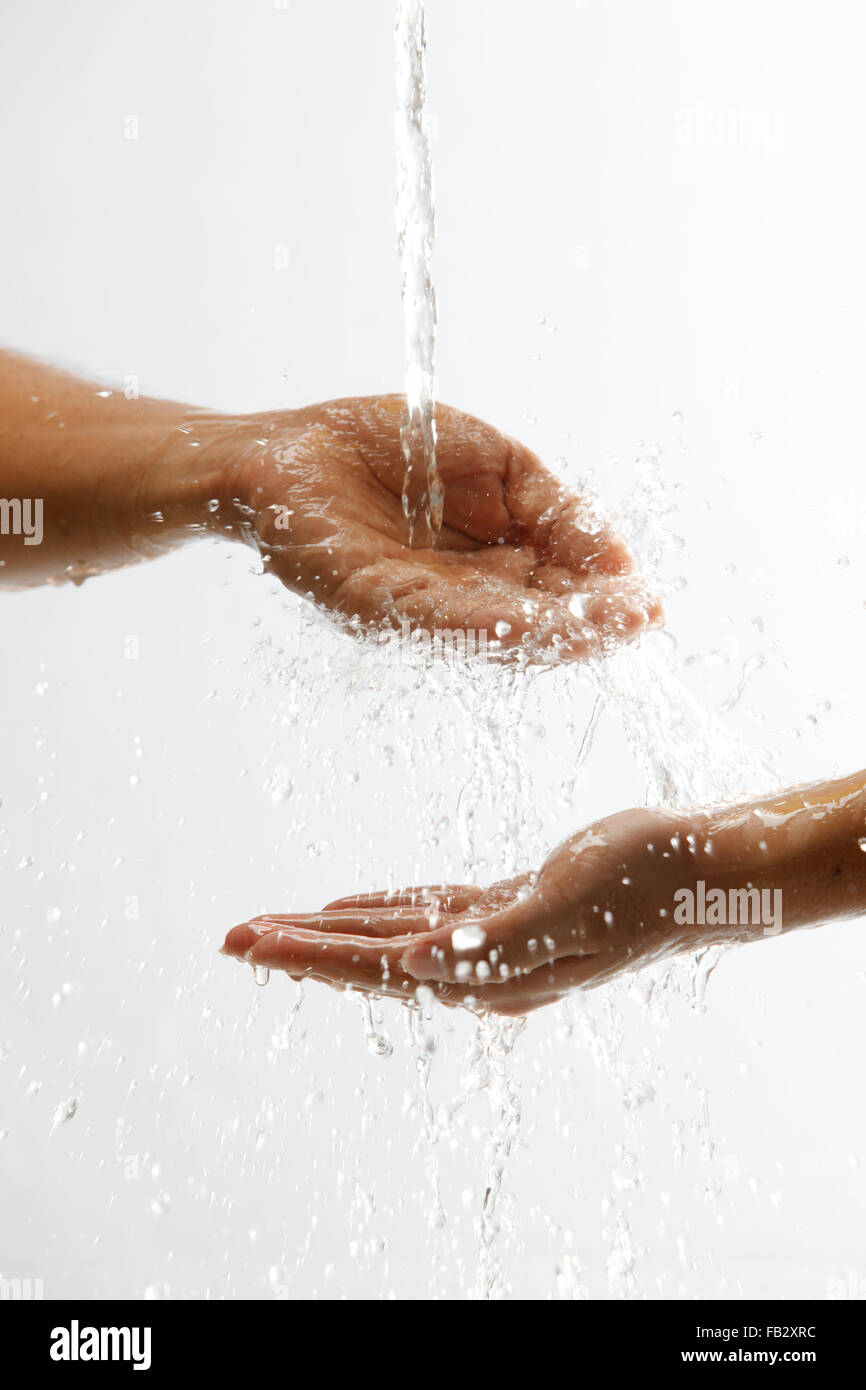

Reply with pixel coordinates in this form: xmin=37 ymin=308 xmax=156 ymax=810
xmin=1 ymin=0 xmax=865 ymax=1300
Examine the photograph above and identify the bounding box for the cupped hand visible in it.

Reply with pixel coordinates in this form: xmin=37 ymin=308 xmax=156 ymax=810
xmin=222 ymin=807 xmax=713 ymax=1015
xmin=220 ymin=395 xmax=662 ymax=660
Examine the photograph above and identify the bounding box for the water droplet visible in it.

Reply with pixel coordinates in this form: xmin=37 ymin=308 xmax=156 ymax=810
xmin=50 ymin=1097 xmax=78 ymax=1132
xmin=451 ymin=924 xmax=487 ymax=952
xmin=357 ymin=996 xmax=392 ymax=1058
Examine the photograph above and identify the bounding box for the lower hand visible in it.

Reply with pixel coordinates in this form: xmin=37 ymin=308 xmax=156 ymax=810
xmin=222 ymin=807 xmax=710 ymax=1015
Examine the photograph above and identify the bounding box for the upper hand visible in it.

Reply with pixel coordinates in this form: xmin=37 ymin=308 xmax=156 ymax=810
xmin=218 ymin=395 xmax=662 ymax=661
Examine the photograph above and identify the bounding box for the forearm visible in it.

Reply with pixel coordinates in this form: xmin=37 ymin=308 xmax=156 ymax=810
xmin=0 ymin=351 xmax=235 ymax=587
xmin=682 ymin=769 xmax=866 ymax=941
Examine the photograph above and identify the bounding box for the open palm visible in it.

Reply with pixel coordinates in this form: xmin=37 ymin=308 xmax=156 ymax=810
xmin=222 ymin=807 xmax=704 ymax=1015
xmin=226 ymin=395 xmax=661 ymax=659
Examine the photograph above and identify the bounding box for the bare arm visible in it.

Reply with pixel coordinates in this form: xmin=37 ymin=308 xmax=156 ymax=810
xmin=684 ymin=768 xmax=866 ymax=934
xmin=0 ymin=350 xmax=661 ymax=656
xmin=223 ymin=770 xmax=866 ymax=1013
xmin=0 ymin=350 xmax=224 ymax=586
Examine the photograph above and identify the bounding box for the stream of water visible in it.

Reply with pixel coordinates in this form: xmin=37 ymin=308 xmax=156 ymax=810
xmin=255 ymin=5 xmax=784 ymax=1300
xmin=395 ymin=0 xmax=442 ymax=543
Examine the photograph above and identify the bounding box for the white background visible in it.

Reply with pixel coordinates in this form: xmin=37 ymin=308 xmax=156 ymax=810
xmin=1 ymin=0 xmax=864 ymax=1299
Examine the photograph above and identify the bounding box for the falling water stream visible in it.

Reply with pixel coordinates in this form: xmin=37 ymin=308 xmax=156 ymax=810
xmin=254 ymin=6 xmax=784 ymax=1300
xmin=395 ymin=0 xmax=442 ymax=543
xmin=397 ymin=1 xmax=774 ymax=1297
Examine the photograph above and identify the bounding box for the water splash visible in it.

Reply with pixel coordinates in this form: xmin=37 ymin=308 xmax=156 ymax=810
xmin=356 ymin=994 xmax=394 ymax=1059
xmin=590 ymin=641 xmax=775 ymax=810
xmin=395 ymin=0 xmax=441 ymax=542
xmin=574 ymin=634 xmax=776 ymax=1293
xmin=403 ymin=997 xmax=446 ymax=1233
xmin=246 ymin=424 xmax=783 ymax=1298
xmin=471 ymin=1015 xmax=525 ymax=1300
xmin=541 ymin=442 xmax=783 ymax=1296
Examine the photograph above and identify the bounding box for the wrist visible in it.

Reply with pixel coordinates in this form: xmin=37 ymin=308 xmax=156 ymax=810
xmin=155 ymin=409 xmax=297 ymax=546
xmin=641 ymin=810 xmax=712 ymax=951
xmin=145 ymin=410 xmax=240 ymax=537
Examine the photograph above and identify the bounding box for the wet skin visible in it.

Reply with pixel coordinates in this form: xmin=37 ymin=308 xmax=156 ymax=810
xmin=10 ymin=353 xmax=863 ymax=1017
xmin=224 ymin=772 xmax=866 ymax=1015
xmin=0 ymin=353 xmax=661 ymax=659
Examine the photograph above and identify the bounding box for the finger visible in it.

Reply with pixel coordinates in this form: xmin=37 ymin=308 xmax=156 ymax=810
xmin=580 ymin=578 xmax=665 ymax=637
xmin=315 ymin=394 xmax=638 ymax=581
xmin=469 ymin=550 xmax=662 ymax=632
xmin=428 ymin=558 xmax=656 ymax=649
xmin=324 ymin=878 xmax=529 ymax=918
xmin=222 ymin=910 xmax=438 ymax=959
xmin=335 ymin=556 xmax=622 ymax=658
xmin=526 ymin=570 xmax=665 ymax=640
xmin=240 ymin=925 xmax=611 ymax=1016
xmin=280 ymin=909 xmax=443 ymax=938
xmin=322 ymin=885 xmax=484 ymax=913
xmin=504 ymin=440 xmax=634 ymax=577
xmin=491 ymin=587 xmax=659 ymax=659
xmin=428 ymin=402 xmax=632 ymax=577
xmin=335 ymin=395 xmax=517 ymax=541
xmin=241 ymin=924 xmax=519 ymax=1009
xmin=243 ymin=911 xmax=439 ymax=932
xmin=399 ymin=898 xmax=596 ymax=984
xmin=245 ymin=927 xmax=429 ymax=994
xmin=330 ymin=562 xmax=659 ymax=664
xmin=325 ymin=556 xmax=596 ymax=656
xmin=223 ymin=921 xmax=267 ymax=959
